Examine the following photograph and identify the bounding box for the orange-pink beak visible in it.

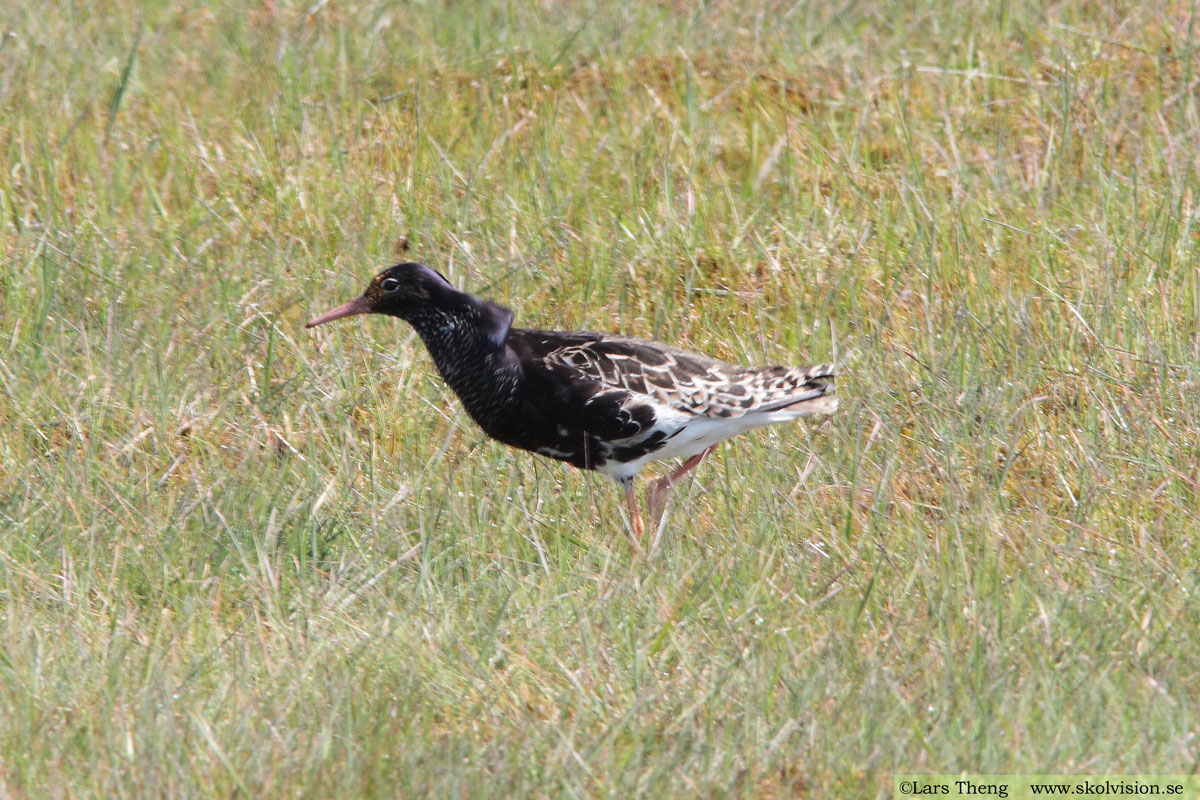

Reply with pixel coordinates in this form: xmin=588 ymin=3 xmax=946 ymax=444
xmin=306 ymin=295 xmax=371 ymax=328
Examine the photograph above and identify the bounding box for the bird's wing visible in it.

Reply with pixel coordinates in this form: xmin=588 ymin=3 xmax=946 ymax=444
xmin=518 ymin=331 xmax=835 ymax=419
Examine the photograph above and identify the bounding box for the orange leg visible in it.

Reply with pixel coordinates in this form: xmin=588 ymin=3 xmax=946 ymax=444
xmin=624 ymin=480 xmax=645 ymax=542
xmin=647 ymin=445 xmax=719 ymax=520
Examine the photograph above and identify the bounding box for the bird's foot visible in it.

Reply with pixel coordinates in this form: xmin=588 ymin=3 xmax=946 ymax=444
xmin=630 ymin=508 xmax=646 ymax=542
xmin=623 ymin=479 xmax=646 ymax=546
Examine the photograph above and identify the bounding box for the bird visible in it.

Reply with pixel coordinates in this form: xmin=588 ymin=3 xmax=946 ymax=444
xmin=306 ymin=262 xmax=837 ymax=541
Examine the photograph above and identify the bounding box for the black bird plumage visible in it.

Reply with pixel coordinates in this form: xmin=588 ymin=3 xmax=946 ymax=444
xmin=307 ymin=262 xmax=837 ymax=540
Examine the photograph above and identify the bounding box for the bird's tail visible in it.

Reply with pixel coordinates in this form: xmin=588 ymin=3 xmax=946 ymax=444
xmin=752 ymin=363 xmax=838 ymax=420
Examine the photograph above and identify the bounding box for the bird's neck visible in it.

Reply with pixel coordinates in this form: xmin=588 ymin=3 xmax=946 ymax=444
xmin=403 ymin=294 xmax=521 ymax=424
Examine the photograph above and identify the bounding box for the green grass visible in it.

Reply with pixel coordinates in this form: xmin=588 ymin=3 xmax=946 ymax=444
xmin=3 ymin=0 xmax=1200 ymax=796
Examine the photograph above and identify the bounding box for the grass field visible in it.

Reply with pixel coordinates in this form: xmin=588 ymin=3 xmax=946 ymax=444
xmin=3 ymin=0 xmax=1200 ymax=796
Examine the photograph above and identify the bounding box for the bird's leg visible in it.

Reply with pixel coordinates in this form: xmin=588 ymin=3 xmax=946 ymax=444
xmin=647 ymin=445 xmax=718 ymax=521
xmin=623 ymin=479 xmax=645 ymax=542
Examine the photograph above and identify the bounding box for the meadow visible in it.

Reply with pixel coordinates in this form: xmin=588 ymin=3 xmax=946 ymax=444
xmin=2 ymin=0 xmax=1199 ymax=796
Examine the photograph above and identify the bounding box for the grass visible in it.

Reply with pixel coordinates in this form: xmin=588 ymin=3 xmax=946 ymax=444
xmin=2 ymin=0 xmax=1199 ymax=796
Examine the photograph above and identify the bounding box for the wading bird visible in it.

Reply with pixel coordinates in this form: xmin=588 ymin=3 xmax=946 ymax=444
xmin=307 ymin=263 xmax=837 ymax=541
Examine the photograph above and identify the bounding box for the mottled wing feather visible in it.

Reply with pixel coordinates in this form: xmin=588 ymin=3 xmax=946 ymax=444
xmin=528 ymin=332 xmax=835 ymax=419
xmin=728 ymin=363 xmax=838 ymax=413
xmin=516 ymin=355 xmax=669 ymax=470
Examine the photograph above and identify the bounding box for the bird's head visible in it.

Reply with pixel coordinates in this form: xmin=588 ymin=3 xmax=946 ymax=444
xmin=306 ymin=262 xmax=454 ymax=328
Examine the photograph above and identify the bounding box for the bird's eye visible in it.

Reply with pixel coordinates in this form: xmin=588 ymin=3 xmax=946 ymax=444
xmin=380 ymin=277 xmax=400 ymax=293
